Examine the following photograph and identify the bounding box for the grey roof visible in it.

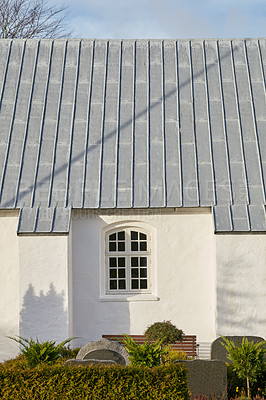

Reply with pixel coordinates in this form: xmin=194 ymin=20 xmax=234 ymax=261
xmin=0 ymin=38 xmax=265 ymax=233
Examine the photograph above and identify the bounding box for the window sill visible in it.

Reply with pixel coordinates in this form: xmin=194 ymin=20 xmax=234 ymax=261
xmin=100 ymin=294 xmax=160 ymax=302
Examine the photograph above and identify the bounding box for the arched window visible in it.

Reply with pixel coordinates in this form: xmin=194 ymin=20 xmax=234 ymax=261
xmin=105 ymin=225 xmax=151 ymax=294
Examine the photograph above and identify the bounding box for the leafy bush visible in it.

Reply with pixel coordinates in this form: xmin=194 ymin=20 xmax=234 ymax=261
xmin=9 ymin=336 xmax=75 ymax=368
xmin=222 ymin=337 xmax=266 ymax=398
xmin=227 ymin=362 xmax=266 ymax=399
xmin=58 ymin=345 xmax=81 ymax=360
xmin=164 ymin=350 xmax=190 ymax=363
xmin=227 ymin=362 xmax=247 ymax=399
xmin=122 ymin=334 xmax=168 ymax=367
xmin=1 ymin=347 xmax=81 ymax=371
xmin=0 ymin=354 xmax=28 ymax=369
xmin=0 ymin=363 xmax=190 ymax=400
xmin=145 ymin=320 xmax=184 ymax=346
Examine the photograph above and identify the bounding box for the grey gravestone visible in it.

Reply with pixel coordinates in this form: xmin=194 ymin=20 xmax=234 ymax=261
xmin=75 ymin=338 xmax=130 ymax=365
xmin=211 ymin=336 xmax=265 ymax=362
xmin=178 ymin=359 xmax=227 ymax=399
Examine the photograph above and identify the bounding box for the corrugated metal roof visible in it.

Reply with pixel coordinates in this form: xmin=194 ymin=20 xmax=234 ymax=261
xmin=0 ymin=38 xmax=265 ymax=233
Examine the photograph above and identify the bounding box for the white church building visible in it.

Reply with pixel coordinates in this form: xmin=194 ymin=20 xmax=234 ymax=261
xmin=0 ymin=38 xmax=265 ymax=361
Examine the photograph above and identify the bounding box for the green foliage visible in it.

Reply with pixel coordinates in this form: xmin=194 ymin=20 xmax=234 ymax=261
xmin=8 ymin=336 xmax=76 ymax=368
xmin=227 ymin=362 xmax=247 ymax=399
xmin=144 ymin=320 xmax=183 ymax=346
xmin=164 ymin=350 xmax=190 ymax=363
xmin=58 ymin=345 xmax=81 ymax=360
xmin=227 ymin=362 xmax=266 ymax=399
xmin=222 ymin=337 xmax=266 ymax=398
xmin=0 ymin=362 xmax=190 ymax=400
xmin=1 ymin=354 xmax=28 ymax=369
xmin=122 ymin=334 xmax=169 ymax=367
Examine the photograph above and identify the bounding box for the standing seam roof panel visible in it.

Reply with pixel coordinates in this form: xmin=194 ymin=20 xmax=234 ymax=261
xmin=0 ymin=39 xmax=264 ymax=232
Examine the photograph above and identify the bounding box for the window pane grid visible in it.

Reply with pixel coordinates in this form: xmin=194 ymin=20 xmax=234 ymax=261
xmin=130 ymin=230 xmax=147 ymax=252
xmin=109 ymin=257 xmax=126 ymax=291
xmin=106 ymin=228 xmax=150 ymax=293
xmin=130 ymin=256 xmax=148 ymax=290
xmin=109 ymin=231 xmax=125 ymax=252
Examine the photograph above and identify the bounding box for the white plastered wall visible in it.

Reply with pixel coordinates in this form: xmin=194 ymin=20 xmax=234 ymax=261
xmin=4 ymin=208 xmax=265 ymax=362
xmin=71 ymin=208 xmax=216 ymax=347
xmin=18 ymin=233 xmax=72 ymax=344
xmin=216 ymin=234 xmax=266 ymax=338
xmin=0 ymin=211 xmax=20 ymax=361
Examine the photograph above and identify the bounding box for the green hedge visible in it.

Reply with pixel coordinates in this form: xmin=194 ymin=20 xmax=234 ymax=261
xmin=0 ymin=363 xmax=189 ymax=400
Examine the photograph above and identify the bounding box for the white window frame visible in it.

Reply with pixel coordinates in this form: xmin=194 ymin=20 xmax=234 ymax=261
xmin=100 ymin=221 xmax=158 ymax=302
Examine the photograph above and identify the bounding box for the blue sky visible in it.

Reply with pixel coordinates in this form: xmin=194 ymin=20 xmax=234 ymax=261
xmin=59 ymin=0 xmax=266 ymax=39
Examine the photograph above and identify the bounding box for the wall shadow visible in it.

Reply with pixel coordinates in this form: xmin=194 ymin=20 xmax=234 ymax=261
xmin=71 ymin=213 xmax=131 ymax=348
xmin=20 ymin=283 xmax=68 ymax=342
xmin=217 ymin=255 xmax=266 ymax=336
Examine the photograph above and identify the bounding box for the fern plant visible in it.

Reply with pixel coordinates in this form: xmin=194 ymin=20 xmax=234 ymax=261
xmin=9 ymin=336 xmax=75 ymax=368
xmin=122 ymin=334 xmax=168 ymax=367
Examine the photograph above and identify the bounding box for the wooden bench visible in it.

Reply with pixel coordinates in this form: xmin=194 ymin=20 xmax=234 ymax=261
xmin=102 ymin=334 xmax=198 ymax=358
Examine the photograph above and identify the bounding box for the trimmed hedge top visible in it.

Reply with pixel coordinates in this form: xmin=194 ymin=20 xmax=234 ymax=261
xmin=0 ymin=362 xmax=189 ymax=400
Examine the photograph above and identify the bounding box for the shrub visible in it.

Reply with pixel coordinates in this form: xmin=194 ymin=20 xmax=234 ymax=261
xmin=9 ymin=336 xmax=76 ymax=368
xmin=227 ymin=362 xmax=266 ymax=399
xmin=122 ymin=334 xmax=168 ymax=367
xmin=58 ymin=345 xmax=81 ymax=360
xmin=0 ymin=354 xmax=27 ymax=369
xmin=164 ymin=350 xmax=190 ymax=363
xmin=145 ymin=320 xmax=184 ymax=346
xmin=222 ymin=337 xmax=266 ymax=398
xmin=0 ymin=363 xmax=190 ymax=400
xmin=227 ymin=362 xmax=247 ymax=399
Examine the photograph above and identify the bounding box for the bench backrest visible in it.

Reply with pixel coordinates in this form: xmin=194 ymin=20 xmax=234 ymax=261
xmin=102 ymin=334 xmax=198 ymax=358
